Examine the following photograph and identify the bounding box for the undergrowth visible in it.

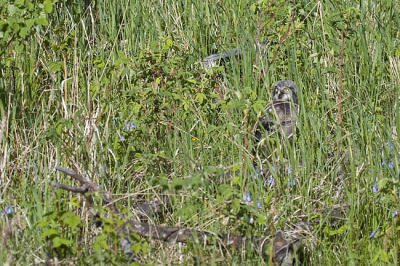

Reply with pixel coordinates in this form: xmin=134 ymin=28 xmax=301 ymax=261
xmin=1 ymin=0 xmax=400 ymax=264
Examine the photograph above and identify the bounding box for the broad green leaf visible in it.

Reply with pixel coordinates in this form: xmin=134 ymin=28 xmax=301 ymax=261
xmin=52 ymin=236 xmax=72 ymax=248
xmin=36 ymin=14 xmax=48 ymax=26
xmin=43 ymin=0 xmax=54 ymax=13
xmin=41 ymin=228 xmax=58 ymax=238
xmin=8 ymin=5 xmax=17 ymax=16
xmin=49 ymin=61 xmax=63 ymax=72
xmin=61 ymin=212 xmax=81 ymax=229
xmin=94 ymin=234 xmax=109 ymax=252
xmin=196 ymin=93 xmax=206 ymax=104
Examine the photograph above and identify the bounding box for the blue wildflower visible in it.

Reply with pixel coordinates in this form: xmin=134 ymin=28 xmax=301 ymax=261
xmin=268 ymin=175 xmax=275 ymax=185
xmin=369 ymin=230 xmax=378 ymax=238
xmin=120 ymin=135 xmax=124 ymax=142
xmin=257 ymin=201 xmax=262 ymax=208
xmin=1 ymin=206 xmax=14 ymax=216
xmin=369 ymin=170 xmax=372 ymax=175
xmin=243 ymin=192 xmax=252 ymax=203
xmin=385 ymin=142 xmax=394 ymax=151
xmin=249 ymin=216 xmax=254 ymax=224
xmin=382 ymin=161 xmax=386 ymax=166
xmin=372 ymin=181 xmax=378 ymax=193
xmin=288 ymin=178 xmax=297 ymax=186
xmin=251 ymin=168 xmax=262 ymax=179
xmin=126 ymin=122 xmax=137 ymax=131
xmin=287 ymin=168 xmax=292 ymax=174
xmin=392 ymin=211 xmax=397 ymax=217
xmin=388 ymin=162 xmax=393 ymax=169
xmin=264 ymin=176 xmax=275 ymax=187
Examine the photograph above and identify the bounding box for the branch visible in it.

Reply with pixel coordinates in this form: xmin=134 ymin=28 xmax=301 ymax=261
xmin=53 ymin=166 xmax=345 ymax=264
xmin=55 ymin=166 xmax=118 ymax=213
xmin=52 ymin=182 xmax=89 ymax=193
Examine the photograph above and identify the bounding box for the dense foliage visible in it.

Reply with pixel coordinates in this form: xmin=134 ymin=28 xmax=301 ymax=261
xmin=1 ymin=0 xmax=400 ymax=264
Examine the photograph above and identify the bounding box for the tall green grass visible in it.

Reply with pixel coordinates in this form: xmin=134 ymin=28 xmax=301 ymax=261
xmin=1 ymin=0 xmax=399 ymax=264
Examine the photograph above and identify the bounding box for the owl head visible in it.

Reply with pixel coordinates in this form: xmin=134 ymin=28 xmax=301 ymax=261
xmin=272 ymin=80 xmax=298 ymax=105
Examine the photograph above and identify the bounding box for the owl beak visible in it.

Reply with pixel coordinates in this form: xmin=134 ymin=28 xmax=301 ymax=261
xmin=273 ymin=88 xmax=291 ymax=101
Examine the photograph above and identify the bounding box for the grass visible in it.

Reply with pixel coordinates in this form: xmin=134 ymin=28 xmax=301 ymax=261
xmin=1 ymin=0 xmax=400 ymax=264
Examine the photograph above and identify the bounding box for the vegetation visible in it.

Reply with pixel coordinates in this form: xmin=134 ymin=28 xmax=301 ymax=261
xmin=1 ymin=0 xmax=400 ymax=264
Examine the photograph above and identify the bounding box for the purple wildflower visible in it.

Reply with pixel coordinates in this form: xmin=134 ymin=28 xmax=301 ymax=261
xmin=249 ymin=216 xmax=254 ymax=224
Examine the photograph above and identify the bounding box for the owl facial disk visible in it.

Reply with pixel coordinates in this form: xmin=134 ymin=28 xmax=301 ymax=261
xmin=274 ymin=88 xmax=292 ymax=101
xmin=272 ymin=80 xmax=298 ymax=104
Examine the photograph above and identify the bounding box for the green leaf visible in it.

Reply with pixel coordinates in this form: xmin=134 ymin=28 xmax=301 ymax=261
xmin=132 ymin=244 xmax=141 ymax=253
xmin=52 ymin=236 xmax=72 ymax=248
xmin=232 ymin=198 xmax=240 ymax=214
xmin=43 ymin=0 xmax=54 ymax=13
xmin=196 ymin=93 xmax=206 ymax=104
xmin=41 ymin=228 xmax=58 ymax=238
xmin=252 ymin=100 xmax=266 ymax=114
xmin=323 ymin=224 xmax=348 ymax=236
xmin=25 ymin=19 xmax=34 ymax=29
xmin=15 ymin=0 xmax=25 ymax=7
xmin=378 ymin=178 xmax=389 ymax=190
xmin=94 ymin=234 xmax=109 ymax=252
xmin=61 ymin=212 xmax=81 ymax=229
xmin=19 ymin=27 xmax=28 ymax=38
xmin=48 ymin=61 xmax=63 ymax=72
xmin=187 ymin=79 xmax=197 ymax=84
xmin=36 ymin=14 xmax=48 ymax=26
xmin=371 ymin=248 xmax=389 ymax=263
xmin=217 ymin=184 xmax=233 ymax=202
xmin=7 ymin=5 xmax=18 ymax=16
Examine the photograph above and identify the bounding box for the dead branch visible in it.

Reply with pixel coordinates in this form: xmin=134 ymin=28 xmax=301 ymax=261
xmin=53 ymin=166 xmax=344 ymax=264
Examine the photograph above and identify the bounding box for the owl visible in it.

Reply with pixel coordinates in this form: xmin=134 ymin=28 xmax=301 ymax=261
xmin=255 ymin=80 xmax=299 ymax=144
